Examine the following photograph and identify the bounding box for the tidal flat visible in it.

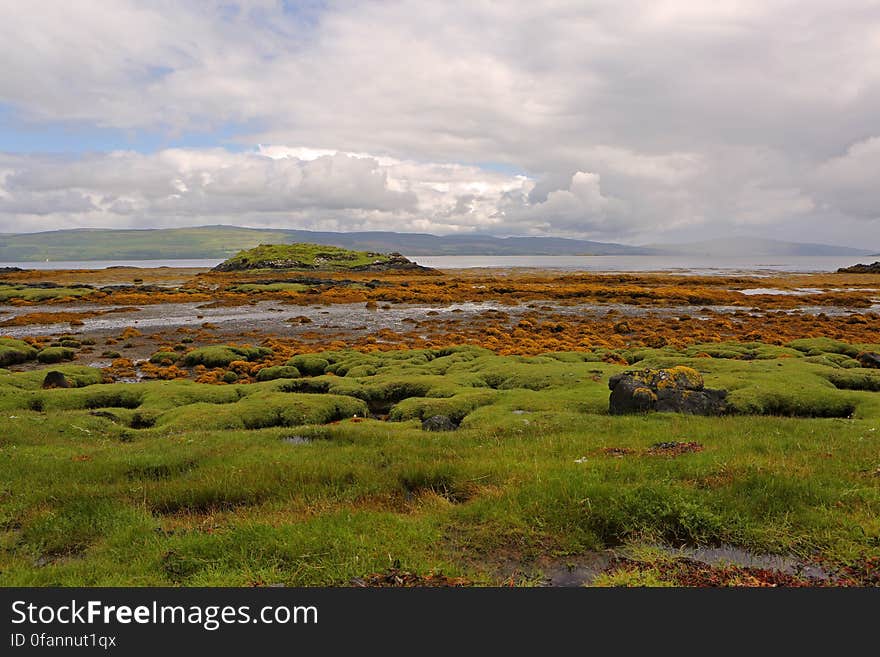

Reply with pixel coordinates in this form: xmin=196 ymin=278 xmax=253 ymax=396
xmin=0 ymin=265 xmax=878 ymax=587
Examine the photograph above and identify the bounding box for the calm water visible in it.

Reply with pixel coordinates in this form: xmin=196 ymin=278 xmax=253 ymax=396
xmin=0 ymin=258 xmax=223 ymax=270
xmin=409 ymin=255 xmax=869 ymax=274
xmin=0 ymin=255 xmax=871 ymax=274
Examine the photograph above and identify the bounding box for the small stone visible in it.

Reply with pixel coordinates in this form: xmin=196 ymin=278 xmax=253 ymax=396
xmin=421 ymin=415 xmax=458 ymax=431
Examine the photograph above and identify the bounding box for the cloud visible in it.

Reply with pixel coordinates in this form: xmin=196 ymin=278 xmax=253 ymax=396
xmin=0 ymin=148 xmax=531 ymax=233
xmin=1 ymin=1 xmax=879 ymax=244
xmin=499 ymin=172 xmax=631 ymax=236
xmin=811 ymin=137 xmax=880 ymax=220
xmin=0 ymin=149 xmax=416 ymax=225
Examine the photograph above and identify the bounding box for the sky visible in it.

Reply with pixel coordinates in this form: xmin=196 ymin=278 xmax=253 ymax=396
xmin=0 ymin=0 xmax=879 ymax=247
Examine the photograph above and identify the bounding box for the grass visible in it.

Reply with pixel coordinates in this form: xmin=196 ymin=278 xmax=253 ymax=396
xmin=215 ymin=243 xmax=398 ymax=272
xmin=182 ymin=344 xmax=273 ymax=368
xmin=0 ymin=341 xmax=878 ymax=585
xmin=0 ymin=284 xmax=94 ymax=302
xmin=0 ymin=337 xmax=38 ymax=366
xmin=36 ymin=346 xmax=76 ymax=364
xmin=255 ymin=365 xmax=302 ymax=381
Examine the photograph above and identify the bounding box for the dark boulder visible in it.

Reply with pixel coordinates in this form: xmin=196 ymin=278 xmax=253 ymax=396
xmin=41 ymin=370 xmax=71 ymax=389
xmin=837 ymin=261 xmax=880 ymax=274
xmin=421 ymin=415 xmax=458 ymax=431
xmin=608 ymin=366 xmax=727 ymax=415
xmin=858 ymin=352 xmax=880 ymax=369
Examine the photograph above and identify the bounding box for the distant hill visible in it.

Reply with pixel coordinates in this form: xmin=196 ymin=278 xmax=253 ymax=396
xmin=0 ymin=226 xmax=873 ymax=262
xmin=0 ymin=225 xmax=657 ymax=261
xmin=646 ymin=237 xmax=873 ymax=257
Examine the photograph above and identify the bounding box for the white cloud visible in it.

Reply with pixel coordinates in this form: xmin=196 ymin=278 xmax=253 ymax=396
xmin=0 ymin=148 xmax=536 ymax=234
xmin=498 ymin=172 xmax=630 ymax=236
xmin=0 ymin=1 xmax=879 ymax=244
xmin=0 ymin=149 xmax=415 ymax=224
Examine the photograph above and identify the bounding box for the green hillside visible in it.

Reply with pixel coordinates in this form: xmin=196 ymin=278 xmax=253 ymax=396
xmin=0 ymin=225 xmax=655 ymax=261
xmin=213 ymin=243 xmax=425 ymax=272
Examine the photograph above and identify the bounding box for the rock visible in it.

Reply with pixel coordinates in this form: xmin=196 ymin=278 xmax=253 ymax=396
xmin=41 ymin=370 xmax=71 ymax=389
xmin=837 ymin=261 xmax=880 ymax=274
xmin=608 ymin=366 xmax=728 ymax=415
xmin=421 ymin=415 xmax=458 ymax=431
xmin=857 ymin=352 xmax=880 ymax=369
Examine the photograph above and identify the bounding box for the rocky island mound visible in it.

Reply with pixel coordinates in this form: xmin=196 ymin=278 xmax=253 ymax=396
xmin=212 ymin=243 xmax=433 ymax=272
xmin=837 ymin=261 xmax=880 ymax=274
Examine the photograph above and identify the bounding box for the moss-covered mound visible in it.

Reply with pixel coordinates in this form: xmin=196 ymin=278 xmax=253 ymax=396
xmin=36 ymin=347 xmax=76 ymax=364
xmin=182 ymin=345 xmax=272 ymax=368
xmin=0 ymin=284 xmax=94 ymax=302
xmin=2 ymin=340 xmax=880 ymax=586
xmin=0 ymin=337 xmax=38 ymax=366
xmin=213 ymin=243 xmax=431 ymax=272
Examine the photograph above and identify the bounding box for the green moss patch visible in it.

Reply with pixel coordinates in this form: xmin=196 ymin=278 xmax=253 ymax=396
xmin=214 ymin=243 xmax=415 ymax=272
xmin=0 ymin=337 xmax=38 ymax=366
xmin=149 ymin=351 xmax=179 ymax=365
xmin=0 ymin=285 xmax=94 ymax=302
xmin=285 ymin=355 xmax=330 ymax=376
xmin=156 ymin=393 xmax=368 ymax=431
xmin=36 ymin=347 xmax=76 ymax=364
xmin=2 ymin=341 xmax=880 ymax=585
xmin=255 ymin=365 xmax=302 ymax=382
xmin=183 ymin=345 xmax=272 ymax=368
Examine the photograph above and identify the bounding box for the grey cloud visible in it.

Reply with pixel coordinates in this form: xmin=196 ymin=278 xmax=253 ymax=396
xmin=811 ymin=137 xmax=880 ymax=220
xmin=0 ymin=189 xmax=95 ymax=216
xmin=499 ymin=172 xmax=634 ymax=237
xmin=0 ymin=2 xmax=879 ymax=244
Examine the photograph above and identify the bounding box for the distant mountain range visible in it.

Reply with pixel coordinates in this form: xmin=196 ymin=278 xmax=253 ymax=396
xmin=0 ymin=225 xmax=655 ymax=260
xmin=0 ymin=225 xmax=874 ymax=261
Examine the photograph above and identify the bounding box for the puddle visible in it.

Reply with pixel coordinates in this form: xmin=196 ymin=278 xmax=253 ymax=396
xmin=737 ymin=288 xmax=810 ymax=296
xmin=494 ymin=552 xmax=615 ymax=587
xmin=654 ymin=544 xmax=833 ymax=580
xmin=496 ymin=543 xmax=833 ymax=586
xmin=537 ymin=553 xmax=615 ymax=586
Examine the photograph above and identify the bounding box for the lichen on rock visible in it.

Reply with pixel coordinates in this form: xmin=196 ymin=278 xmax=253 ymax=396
xmin=608 ymin=366 xmax=728 ymax=415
